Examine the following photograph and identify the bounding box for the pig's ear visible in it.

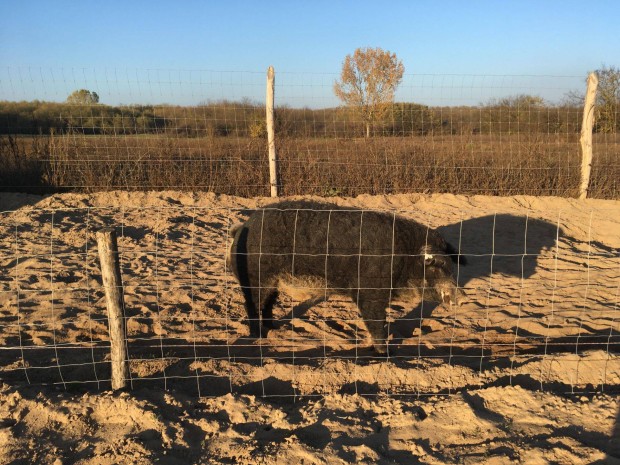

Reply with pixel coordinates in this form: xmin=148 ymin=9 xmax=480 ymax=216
xmin=446 ymin=242 xmax=467 ymax=265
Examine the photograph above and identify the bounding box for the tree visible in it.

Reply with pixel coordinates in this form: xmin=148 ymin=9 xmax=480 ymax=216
xmin=493 ymin=95 xmax=545 ymax=108
xmin=562 ymin=66 xmax=620 ymax=133
xmin=334 ymin=47 xmax=405 ymax=138
xmin=594 ymin=65 xmax=619 ymax=133
xmin=386 ymin=102 xmax=435 ymax=136
xmin=483 ymin=94 xmax=547 ymax=134
xmin=66 ymin=89 xmax=100 ymax=105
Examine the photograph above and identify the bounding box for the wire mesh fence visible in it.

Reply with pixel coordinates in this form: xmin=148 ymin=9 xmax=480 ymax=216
xmin=0 ymin=198 xmax=617 ymax=397
xmin=0 ymin=67 xmax=618 ymax=398
xmin=0 ymin=68 xmax=618 ymax=197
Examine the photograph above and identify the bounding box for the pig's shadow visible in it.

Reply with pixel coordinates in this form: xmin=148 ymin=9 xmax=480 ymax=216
xmin=396 ymin=213 xmax=617 ymax=344
xmin=393 ymin=215 xmax=549 ymax=339
xmin=438 ymin=214 xmax=563 ymax=288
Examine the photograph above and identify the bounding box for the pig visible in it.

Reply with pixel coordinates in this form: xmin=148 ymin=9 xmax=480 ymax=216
xmin=227 ymin=200 xmax=466 ymax=354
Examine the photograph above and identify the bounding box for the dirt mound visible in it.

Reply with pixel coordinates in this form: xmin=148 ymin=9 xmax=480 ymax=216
xmin=0 ymin=191 xmax=618 ymax=463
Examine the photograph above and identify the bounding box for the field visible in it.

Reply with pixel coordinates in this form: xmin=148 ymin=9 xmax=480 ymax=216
xmin=1 ymin=133 xmax=619 ymax=198
xmin=0 ymin=190 xmax=618 ymax=464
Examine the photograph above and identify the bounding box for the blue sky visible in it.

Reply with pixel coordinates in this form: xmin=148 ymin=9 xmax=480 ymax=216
xmin=1 ymin=0 xmax=618 ymax=107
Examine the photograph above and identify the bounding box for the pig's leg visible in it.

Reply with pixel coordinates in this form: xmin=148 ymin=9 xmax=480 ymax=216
xmin=244 ymin=286 xmax=278 ymax=337
xmin=356 ymin=290 xmax=390 ymax=355
xmin=260 ymin=289 xmax=279 ymax=330
xmin=241 ymin=285 xmax=261 ymax=337
xmin=234 ymin=226 xmax=263 ymax=337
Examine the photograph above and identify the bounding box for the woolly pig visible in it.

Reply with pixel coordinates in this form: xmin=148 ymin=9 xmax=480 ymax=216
xmin=228 ymin=200 xmax=466 ymax=354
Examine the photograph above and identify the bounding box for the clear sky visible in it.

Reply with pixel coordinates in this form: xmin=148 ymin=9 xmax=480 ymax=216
xmin=1 ymin=0 xmax=618 ymax=107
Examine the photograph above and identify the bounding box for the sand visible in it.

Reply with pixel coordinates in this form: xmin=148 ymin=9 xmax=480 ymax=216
xmin=0 ymin=190 xmax=618 ymax=464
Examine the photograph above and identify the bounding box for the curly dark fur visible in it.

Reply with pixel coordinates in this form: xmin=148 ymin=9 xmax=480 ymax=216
xmin=229 ymin=200 xmax=465 ymax=352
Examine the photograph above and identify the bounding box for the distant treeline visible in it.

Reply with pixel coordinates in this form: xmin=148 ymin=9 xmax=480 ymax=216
xmin=0 ymin=99 xmax=586 ymax=137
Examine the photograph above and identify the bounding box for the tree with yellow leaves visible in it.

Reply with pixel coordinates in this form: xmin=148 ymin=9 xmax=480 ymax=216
xmin=334 ymin=47 xmax=405 ymax=138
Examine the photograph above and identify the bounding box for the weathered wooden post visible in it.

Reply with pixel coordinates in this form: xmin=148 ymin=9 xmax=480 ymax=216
xmin=96 ymin=227 xmax=129 ymax=390
xmin=266 ymin=65 xmax=280 ymax=197
xmin=579 ymin=72 xmax=599 ymax=199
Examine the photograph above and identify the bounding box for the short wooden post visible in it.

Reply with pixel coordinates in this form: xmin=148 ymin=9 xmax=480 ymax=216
xmin=96 ymin=227 xmax=129 ymax=390
xmin=266 ymin=65 xmax=280 ymax=197
xmin=579 ymin=72 xmax=598 ymax=199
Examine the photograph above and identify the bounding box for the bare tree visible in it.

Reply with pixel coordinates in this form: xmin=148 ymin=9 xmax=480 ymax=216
xmin=334 ymin=47 xmax=405 ymax=138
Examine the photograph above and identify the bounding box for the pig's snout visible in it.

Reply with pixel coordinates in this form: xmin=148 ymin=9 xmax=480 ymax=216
xmin=438 ymin=281 xmax=466 ymax=306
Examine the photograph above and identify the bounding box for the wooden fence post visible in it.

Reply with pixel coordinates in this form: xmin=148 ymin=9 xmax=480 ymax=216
xmin=579 ymin=72 xmax=599 ymax=200
xmin=96 ymin=227 xmax=129 ymax=390
xmin=266 ymin=65 xmax=280 ymax=197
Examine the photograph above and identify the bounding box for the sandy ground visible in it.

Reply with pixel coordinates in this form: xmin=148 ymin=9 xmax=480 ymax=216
xmin=0 ymin=190 xmax=618 ymax=464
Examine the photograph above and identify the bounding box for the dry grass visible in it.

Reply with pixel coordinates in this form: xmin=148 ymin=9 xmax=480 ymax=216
xmin=1 ymin=133 xmax=618 ymax=198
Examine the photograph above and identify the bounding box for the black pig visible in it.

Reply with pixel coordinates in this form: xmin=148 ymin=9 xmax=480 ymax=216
xmin=228 ymin=200 xmax=466 ymax=353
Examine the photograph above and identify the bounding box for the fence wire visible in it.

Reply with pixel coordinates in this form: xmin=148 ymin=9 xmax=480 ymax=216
xmin=0 ymin=68 xmax=618 ymax=198
xmin=0 ymin=201 xmax=617 ymax=397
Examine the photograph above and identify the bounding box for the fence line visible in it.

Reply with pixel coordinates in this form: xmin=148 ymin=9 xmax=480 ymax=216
xmin=0 ymin=201 xmax=617 ymax=396
xmin=1 ymin=68 xmax=618 ymax=198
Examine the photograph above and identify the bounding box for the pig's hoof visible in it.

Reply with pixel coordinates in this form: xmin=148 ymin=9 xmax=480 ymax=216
xmin=248 ymin=321 xmax=262 ymax=338
xmin=249 ymin=323 xmax=277 ymax=338
xmin=263 ymin=319 xmax=279 ymax=330
xmin=373 ymin=343 xmax=389 ymax=356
